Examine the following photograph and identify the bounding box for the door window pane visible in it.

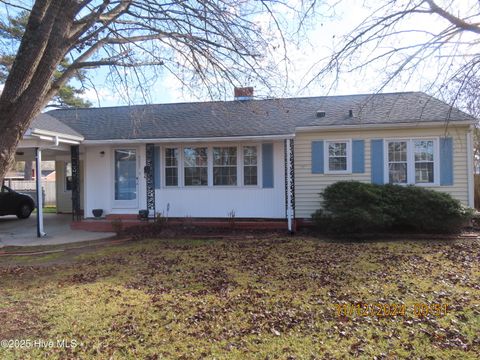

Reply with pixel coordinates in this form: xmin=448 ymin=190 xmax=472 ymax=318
xmin=115 ymin=149 xmax=137 ymax=200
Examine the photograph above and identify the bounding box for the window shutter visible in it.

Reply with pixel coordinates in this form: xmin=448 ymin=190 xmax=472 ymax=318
xmin=352 ymin=139 xmax=365 ymax=173
xmin=440 ymin=137 xmax=453 ymax=186
xmin=154 ymin=146 xmax=161 ymax=189
xmin=311 ymin=141 xmax=324 ymax=174
xmin=371 ymin=139 xmax=384 ymax=184
xmin=262 ymin=143 xmax=274 ymax=188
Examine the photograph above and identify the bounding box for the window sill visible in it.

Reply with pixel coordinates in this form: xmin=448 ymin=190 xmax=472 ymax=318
xmin=388 ymin=182 xmax=439 ymax=187
xmin=160 ymin=185 xmax=262 ymax=190
xmin=413 ymin=182 xmax=439 ymax=187
xmin=324 ymin=170 xmax=352 ymax=175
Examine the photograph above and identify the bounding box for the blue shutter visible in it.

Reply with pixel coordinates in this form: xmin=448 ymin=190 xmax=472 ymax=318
xmin=262 ymin=143 xmax=274 ymax=188
xmin=311 ymin=141 xmax=324 ymax=174
xmin=154 ymin=146 xmax=161 ymax=189
xmin=440 ymin=137 xmax=453 ymax=186
xmin=371 ymin=139 xmax=384 ymax=184
xmin=352 ymin=139 xmax=365 ymax=173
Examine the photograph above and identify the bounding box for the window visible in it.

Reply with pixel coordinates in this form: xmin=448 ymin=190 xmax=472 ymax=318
xmin=243 ymin=146 xmax=258 ymax=185
xmin=388 ymin=141 xmax=408 ymax=184
xmin=326 ymin=140 xmax=351 ymax=172
xmin=114 ymin=149 xmax=137 ymax=200
xmin=386 ymin=139 xmax=437 ymax=185
xmin=165 ymin=148 xmax=178 ymax=186
xmin=414 ymin=140 xmax=434 ymax=183
xmin=213 ymin=147 xmax=237 ymax=185
xmin=184 ymin=147 xmax=208 ymax=186
xmin=65 ymin=162 xmax=73 ymax=191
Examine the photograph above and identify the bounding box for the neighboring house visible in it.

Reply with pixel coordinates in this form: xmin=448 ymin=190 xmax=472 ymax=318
xmin=18 ymin=91 xmax=475 ymax=230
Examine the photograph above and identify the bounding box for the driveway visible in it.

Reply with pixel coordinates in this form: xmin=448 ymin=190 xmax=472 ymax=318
xmin=0 ymin=213 xmax=115 ymax=247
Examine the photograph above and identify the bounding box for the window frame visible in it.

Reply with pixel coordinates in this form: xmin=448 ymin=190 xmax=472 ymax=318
xmin=386 ymin=140 xmax=409 ymax=184
xmin=164 ymin=147 xmax=179 ymax=187
xmin=212 ymin=146 xmax=238 ymax=186
xmin=383 ymin=137 xmax=440 ymax=186
xmin=183 ymin=146 xmax=209 ymax=187
xmin=242 ymin=145 xmax=259 ymax=187
xmin=324 ymin=139 xmax=352 ymax=174
xmin=159 ymin=143 xmax=263 ymax=189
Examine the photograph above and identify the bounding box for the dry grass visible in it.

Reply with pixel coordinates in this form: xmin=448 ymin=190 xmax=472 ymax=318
xmin=0 ymin=236 xmax=479 ymax=359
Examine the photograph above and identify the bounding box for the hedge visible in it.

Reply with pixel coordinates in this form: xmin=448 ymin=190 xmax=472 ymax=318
xmin=312 ymin=181 xmax=473 ymax=234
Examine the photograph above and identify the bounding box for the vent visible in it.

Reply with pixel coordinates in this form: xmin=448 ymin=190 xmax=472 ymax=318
xmin=316 ymin=110 xmax=326 ymax=118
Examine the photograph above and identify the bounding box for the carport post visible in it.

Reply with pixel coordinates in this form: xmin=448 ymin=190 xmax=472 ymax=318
xmin=35 ymin=147 xmax=46 ymax=237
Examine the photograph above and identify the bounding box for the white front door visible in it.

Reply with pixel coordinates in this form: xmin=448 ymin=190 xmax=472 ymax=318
xmin=113 ymin=148 xmax=139 ymax=209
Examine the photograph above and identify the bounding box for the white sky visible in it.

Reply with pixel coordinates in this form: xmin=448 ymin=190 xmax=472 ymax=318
xmin=1 ymin=0 xmax=476 ymax=107
xmin=82 ymin=0 xmax=470 ymax=107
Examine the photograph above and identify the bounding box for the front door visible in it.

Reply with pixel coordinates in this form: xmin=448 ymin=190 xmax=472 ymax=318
xmin=113 ymin=149 xmax=139 ymax=209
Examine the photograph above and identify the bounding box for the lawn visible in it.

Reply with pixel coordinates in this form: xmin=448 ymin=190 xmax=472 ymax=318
xmin=32 ymin=206 xmax=57 ymax=214
xmin=0 ymin=236 xmax=479 ymax=359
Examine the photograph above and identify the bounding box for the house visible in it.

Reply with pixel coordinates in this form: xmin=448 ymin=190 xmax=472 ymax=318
xmin=17 ymin=91 xmax=475 ymax=233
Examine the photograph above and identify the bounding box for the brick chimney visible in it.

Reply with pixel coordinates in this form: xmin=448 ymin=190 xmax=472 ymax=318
xmin=234 ymin=87 xmax=254 ymax=101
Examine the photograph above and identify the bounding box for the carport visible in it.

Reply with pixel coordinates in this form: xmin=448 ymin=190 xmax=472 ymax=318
xmin=12 ymin=114 xmax=84 ymax=237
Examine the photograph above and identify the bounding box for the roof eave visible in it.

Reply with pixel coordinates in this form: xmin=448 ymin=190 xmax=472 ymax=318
xmin=295 ymin=120 xmax=474 ymax=132
xmin=81 ymin=133 xmax=295 ymax=145
xmin=30 ymin=128 xmax=84 ymax=142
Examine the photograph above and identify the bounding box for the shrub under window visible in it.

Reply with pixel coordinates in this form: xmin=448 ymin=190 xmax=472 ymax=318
xmin=312 ymin=181 xmax=472 ymax=234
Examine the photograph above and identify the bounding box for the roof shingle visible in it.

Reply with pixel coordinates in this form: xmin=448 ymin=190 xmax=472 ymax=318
xmin=38 ymin=92 xmax=473 ymax=141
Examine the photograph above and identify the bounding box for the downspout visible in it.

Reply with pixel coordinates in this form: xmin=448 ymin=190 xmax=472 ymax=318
xmin=35 ymin=147 xmax=46 ymax=237
xmin=467 ymin=126 xmax=474 ymax=208
xmin=286 ymin=138 xmax=293 ymax=232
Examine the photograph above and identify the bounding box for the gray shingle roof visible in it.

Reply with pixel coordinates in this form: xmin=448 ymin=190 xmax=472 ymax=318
xmin=42 ymin=92 xmax=474 ymax=141
xmin=30 ymin=113 xmax=83 ymax=138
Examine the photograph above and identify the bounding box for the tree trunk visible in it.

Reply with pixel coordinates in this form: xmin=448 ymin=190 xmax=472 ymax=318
xmin=0 ymin=117 xmax=27 ymax=185
xmin=0 ymin=1 xmax=78 ymax=185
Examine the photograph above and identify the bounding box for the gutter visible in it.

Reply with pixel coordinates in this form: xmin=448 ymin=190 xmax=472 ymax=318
xmin=30 ymin=128 xmax=84 ymax=142
xmin=295 ymin=120 xmax=474 ymax=132
xmin=82 ymin=133 xmax=295 ymax=145
xmin=26 ymin=132 xmax=83 ymax=146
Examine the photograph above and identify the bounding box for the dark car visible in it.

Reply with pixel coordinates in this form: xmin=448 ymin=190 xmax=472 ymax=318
xmin=0 ymin=185 xmax=35 ymax=219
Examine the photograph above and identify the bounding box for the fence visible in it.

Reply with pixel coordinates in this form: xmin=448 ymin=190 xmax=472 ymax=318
xmin=5 ymin=179 xmax=56 ymax=207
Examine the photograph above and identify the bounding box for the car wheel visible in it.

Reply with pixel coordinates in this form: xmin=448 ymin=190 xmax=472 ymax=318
xmin=17 ymin=203 xmax=33 ymax=219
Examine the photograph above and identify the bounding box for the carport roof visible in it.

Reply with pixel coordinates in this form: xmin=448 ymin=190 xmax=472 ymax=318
xmin=30 ymin=113 xmax=84 ymax=139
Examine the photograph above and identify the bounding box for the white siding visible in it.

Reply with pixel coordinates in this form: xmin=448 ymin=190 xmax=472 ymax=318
xmin=84 ymin=145 xmax=147 ymax=217
xmin=83 ymin=141 xmax=286 ymax=218
xmin=155 ymin=141 xmax=285 ymax=218
xmin=295 ymin=126 xmax=471 ymax=219
xmin=55 ymin=160 xmax=84 ymax=213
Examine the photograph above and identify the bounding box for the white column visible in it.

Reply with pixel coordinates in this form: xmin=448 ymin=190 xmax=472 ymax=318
xmin=286 ymin=139 xmax=293 ymax=232
xmin=35 ymin=147 xmax=46 ymax=237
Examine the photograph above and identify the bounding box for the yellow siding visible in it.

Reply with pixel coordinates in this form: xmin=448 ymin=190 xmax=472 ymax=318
xmin=294 ymin=126 xmax=470 ymax=218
